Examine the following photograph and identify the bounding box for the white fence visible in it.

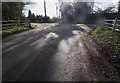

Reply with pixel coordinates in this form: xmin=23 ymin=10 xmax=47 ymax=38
xmin=104 ymin=18 xmax=120 ymax=32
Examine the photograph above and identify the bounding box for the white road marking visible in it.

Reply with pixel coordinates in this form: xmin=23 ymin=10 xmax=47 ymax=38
xmin=30 ymin=39 xmax=41 ymax=46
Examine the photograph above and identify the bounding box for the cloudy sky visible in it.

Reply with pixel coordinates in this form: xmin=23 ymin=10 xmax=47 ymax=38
xmin=23 ymin=0 xmax=58 ymax=18
xmin=23 ymin=0 xmax=119 ymax=18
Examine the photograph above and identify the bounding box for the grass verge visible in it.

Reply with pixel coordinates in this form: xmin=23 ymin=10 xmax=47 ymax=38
xmin=92 ymin=27 xmax=120 ymax=68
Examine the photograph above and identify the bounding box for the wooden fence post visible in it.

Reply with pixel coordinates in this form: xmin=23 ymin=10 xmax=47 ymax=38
xmin=11 ymin=20 xmax=14 ymax=27
xmin=116 ymin=18 xmax=118 ymax=29
xmin=113 ymin=18 xmax=117 ymax=32
xmin=28 ymin=20 xmax=32 ymax=28
xmin=17 ymin=20 xmax=20 ymax=27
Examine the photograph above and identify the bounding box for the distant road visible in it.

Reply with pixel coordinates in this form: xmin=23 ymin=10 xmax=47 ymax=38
xmin=2 ymin=23 xmax=118 ymax=81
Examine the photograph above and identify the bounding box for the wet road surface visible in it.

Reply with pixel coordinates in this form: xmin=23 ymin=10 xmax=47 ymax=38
xmin=2 ymin=24 xmax=119 ymax=81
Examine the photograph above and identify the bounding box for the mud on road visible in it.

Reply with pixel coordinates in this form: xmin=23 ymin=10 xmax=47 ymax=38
xmin=2 ymin=24 xmax=119 ymax=81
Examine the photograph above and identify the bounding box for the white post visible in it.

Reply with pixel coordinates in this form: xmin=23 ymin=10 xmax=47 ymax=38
xmin=113 ymin=18 xmax=117 ymax=32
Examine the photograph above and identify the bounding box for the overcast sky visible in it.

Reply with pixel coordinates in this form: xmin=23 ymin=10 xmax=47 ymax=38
xmin=23 ymin=0 xmax=119 ymax=18
xmin=23 ymin=0 xmax=58 ymax=18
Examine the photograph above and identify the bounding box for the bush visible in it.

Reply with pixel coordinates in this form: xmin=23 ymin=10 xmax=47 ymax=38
xmin=2 ymin=24 xmax=36 ymax=37
xmin=31 ymin=24 xmax=36 ymax=29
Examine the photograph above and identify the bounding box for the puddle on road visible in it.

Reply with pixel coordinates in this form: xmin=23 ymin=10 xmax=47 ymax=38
xmin=45 ymin=32 xmax=59 ymax=39
xmin=79 ymin=43 xmax=83 ymax=46
xmin=44 ymin=26 xmax=49 ymax=30
xmin=72 ymin=30 xmax=81 ymax=35
xmin=58 ymin=30 xmax=82 ymax=54
xmin=59 ymin=40 xmax=70 ymax=53
xmin=47 ymin=29 xmax=93 ymax=81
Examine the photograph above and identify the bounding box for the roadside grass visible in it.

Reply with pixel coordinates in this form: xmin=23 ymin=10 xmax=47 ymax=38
xmin=92 ymin=27 xmax=120 ymax=67
xmin=1 ymin=24 xmax=36 ymax=37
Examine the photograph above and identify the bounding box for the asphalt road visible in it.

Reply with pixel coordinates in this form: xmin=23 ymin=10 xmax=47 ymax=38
xmin=2 ymin=24 xmax=118 ymax=81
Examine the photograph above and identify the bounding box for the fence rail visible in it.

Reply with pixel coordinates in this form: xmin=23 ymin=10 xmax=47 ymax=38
xmin=0 ymin=20 xmax=31 ymax=30
xmin=104 ymin=18 xmax=120 ymax=32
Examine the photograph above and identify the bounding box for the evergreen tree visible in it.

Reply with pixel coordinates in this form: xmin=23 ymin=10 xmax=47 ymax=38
xmin=33 ymin=13 xmax=35 ymax=18
xmin=2 ymin=2 xmax=24 ymax=20
xmin=28 ymin=10 xmax=32 ymax=18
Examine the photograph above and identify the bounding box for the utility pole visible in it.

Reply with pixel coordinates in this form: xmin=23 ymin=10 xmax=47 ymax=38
xmin=44 ymin=0 xmax=47 ymax=17
xmin=118 ymin=0 xmax=120 ymax=13
xmin=56 ymin=3 xmax=58 ymax=17
xmin=58 ymin=0 xmax=61 ymax=19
